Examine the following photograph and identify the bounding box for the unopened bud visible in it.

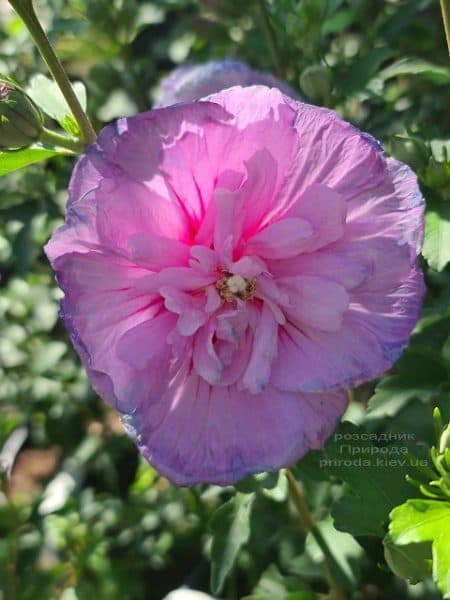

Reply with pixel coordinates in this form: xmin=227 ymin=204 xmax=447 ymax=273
xmin=439 ymin=422 xmax=450 ymax=455
xmin=0 ymin=78 xmax=44 ymax=151
xmin=423 ymin=156 xmax=450 ymax=194
xmin=299 ymin=65 xmax=333 ymax=102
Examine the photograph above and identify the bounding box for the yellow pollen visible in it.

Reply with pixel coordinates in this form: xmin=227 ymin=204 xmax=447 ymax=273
xmin=215 ymin=271 xmax=256 ymax=302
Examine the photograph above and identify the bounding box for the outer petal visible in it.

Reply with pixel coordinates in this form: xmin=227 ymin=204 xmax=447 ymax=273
xmin=51 ymin=251 xmax=165 ymax=412
xmin=45 ymin=189 xmax=101 ymax=261
xmin=131 ymin=373 xmax=347 ymax=486
xmin=272 ymin=261 xmax=424 ymax=392
xmin=155 ymin=60 xmax=299 ymax=108
xmin=349 ymin=263 xmax=425 ymax=361
xmin=276 ymin=102 xmax=388 ymax=215
xmin=95 ymin=177 xmax=191 ymax=251
xmin=345 ymin=158 xmax=424 ymax=257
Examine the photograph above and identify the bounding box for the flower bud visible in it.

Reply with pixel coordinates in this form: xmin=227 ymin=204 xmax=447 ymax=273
xmin=299 ymin=64 xmax=333 ymax=102
xmin=0 ymin=78 xmax=44 ymax=151
xmin=155 ymin=60 xmax=299 ymax=108
xmin=422 ymin=156 xmax=450 ymax=195
xmin=439 ymin=422 xmax=450 ymax=455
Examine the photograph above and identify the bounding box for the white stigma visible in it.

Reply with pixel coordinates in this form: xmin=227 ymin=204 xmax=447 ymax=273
xmin=215 ymin=271 xmax=256 ymax=303
xmin=227 ymin=274 xmax=247 ymax=294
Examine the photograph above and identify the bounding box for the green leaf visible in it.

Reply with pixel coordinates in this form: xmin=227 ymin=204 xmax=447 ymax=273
xmin=321 ymin=423 xmax=415 ymax=536
xmin=383 ymin=534 xmax=431 ymax=584
xmin=379 ymin=58 xmax=450 ymax=85
xmin=262 ymin=470 xmax=288 ymax=502
xmin=243 ymin=564 xmax=316 ymax=600
xmin=209 ymin=492 xmax=255 ymax=595
xmin=305 ymin=515 xmax=364 ymax=592
xmin=389 ymin=499 xmax=450 ymax=597
xmin=234 ymin=470 xmax=281 ymax=494
xmin=234 ymin=470 xmax=287 ymax=501
xmin=322 ymin=9 xmax=358 ymax=35
xmin=340 ymin=47 xmax=395 ymax=95
xmin=0 ymin=145 xmax=64 ymax=176
xmin=423 ymin=196 xmax=450 ymax=271
xmin=367 ymin=348 xmax=448 ymax=418
xmin=60 ymin=588 xmax=79 ymax=600
xmin=27 ymin=74 xmax=87 ymax=136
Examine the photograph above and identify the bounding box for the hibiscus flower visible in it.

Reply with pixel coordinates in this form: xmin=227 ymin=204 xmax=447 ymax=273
xmin=46 ymin=86 xmax=424 ymax=485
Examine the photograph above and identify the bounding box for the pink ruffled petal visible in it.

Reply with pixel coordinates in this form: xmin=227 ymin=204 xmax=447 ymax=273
xmin=160 ymin=286 xmax=208 ymax=335
xmin=193 ymin=320 xmax=223 ymax=384
xmin=189 ymin=245 xmax=218 ymax=273
xmin=52 ymin=251 xmax=161 ymax=412
xmin=133 ymin=376 xmax=347 ymax=485
xmin=205 ymin=286 xmax=222 ymax=313
xmin=267 ymin=240 xmax=370 ymax=290
xmin=45 ymin=190 xmax=101 ymax=262
xmin=205 ymin=86 xmax=300 ymax=199
xmin=349 ymin=263 xmax=425 ymax=358
xmin=277 ymin=103 xmax=387 ymax=211
xmin=129 ymin=232 xmax=190 ymax=269
xmin=346 ymin=158 xmax=424 ymax=257
xmin=229 ymin=255 xmax=267 ymax=278
xmin=246 ymin=218 xmax=313 ymax=259
xmin=213 ymin=188 xmax=244 ymax=262
xmin=272 ymin=317 xmax=386 ymax=392
xmin=177 ymin=310 xmax=208 ymax=336
xmin=273 ymin=259 xmax=424 ymax=392
xmin=279 ymin=275 xmax=349 ymax=332
xmin=240 ymin=149 xmax=279 ymax=236
xmin=136 ymin=268 xmax=215 ymax=295
xmin=104 ymin=102 xmax=229 ymax=187
xmin=283 ymin=183 xmax=347 ymax=252
xmin=95 ymin=178 xmax=190 ymax=251
xmin=117 ymin=312 xmax=177 ymax=370
xmin=242 ymin=303 xmax=278 ymax=393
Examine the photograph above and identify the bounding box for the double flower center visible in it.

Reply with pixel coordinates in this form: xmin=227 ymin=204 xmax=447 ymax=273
xmin=215 ymin=271 xmax=256 ymax=303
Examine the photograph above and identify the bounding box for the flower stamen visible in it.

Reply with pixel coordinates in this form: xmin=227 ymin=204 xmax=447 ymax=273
xmin=215 ymin=271 xmax=256 ymax=303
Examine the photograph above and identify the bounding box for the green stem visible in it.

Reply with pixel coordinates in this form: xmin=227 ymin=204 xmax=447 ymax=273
xmin=286 ymin=469 xmax=315 ymax=530
xmin=286 ymin=469 xmax=347 ymax=600
xmin=8 ymin=0 xmax=96 ymax=145
xmin=40 ymin=127 xmax=84 ymax=153
xmin=257 ymin=0 xmax=285 ymax=80
xmin=440 ymin=0 xmax=450 ymax=55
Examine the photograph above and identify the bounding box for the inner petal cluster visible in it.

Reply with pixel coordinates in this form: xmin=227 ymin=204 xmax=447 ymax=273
xmin=136 ymin=160 xmax=352 ymax=396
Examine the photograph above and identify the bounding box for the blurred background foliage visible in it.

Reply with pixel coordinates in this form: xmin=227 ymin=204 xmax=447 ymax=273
xmin=0 ymin=0 xmax=450 ymax=598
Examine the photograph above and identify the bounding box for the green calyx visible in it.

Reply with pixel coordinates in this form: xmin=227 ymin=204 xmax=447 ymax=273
xmin=0 ymin=77 xmax=44 ymax=151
